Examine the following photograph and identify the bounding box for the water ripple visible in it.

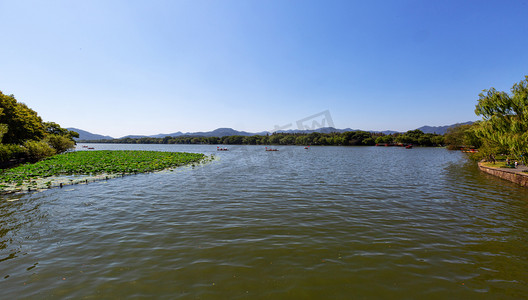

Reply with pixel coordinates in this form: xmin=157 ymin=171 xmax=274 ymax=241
xmin=1 ymin=145 xmax=527 ymax=298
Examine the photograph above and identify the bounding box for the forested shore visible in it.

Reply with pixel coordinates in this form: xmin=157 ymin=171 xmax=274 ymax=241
xmin=80 ymin=129 xmax=445 ymax=147
xmin=444 ymin=75 xmax=528 ymax=166
xmin=0 ymin=92 xmax=78 ymax=165
xmin=3 ymin=75 xmax=527 ymax=169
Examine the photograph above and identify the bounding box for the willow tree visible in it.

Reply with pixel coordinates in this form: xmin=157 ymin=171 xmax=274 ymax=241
xmin=475 ymin=76 xmax=528 ymax=164
xmin=444 ymin=123 xmax=482 ymax=150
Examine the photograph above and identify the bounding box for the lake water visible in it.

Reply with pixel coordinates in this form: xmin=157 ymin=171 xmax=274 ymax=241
xmin=1 ymin=144 xmax=527 ymax=299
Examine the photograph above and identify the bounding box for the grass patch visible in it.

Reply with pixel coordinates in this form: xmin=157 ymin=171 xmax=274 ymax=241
xmin=481 ymin=161 xmax=516 ymax=169
xmin=0 ymin=150 xmax=206 ymax=185
xmin=481 ymin=162 xmax=505 ymax=168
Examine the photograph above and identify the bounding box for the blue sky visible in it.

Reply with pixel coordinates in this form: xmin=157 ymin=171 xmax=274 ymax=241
xmin=1 ymin=0 xmax=527 ymax=137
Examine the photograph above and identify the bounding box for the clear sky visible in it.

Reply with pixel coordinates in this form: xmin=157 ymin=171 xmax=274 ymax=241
xmin=1 ymin=0 xmax=527 ymax=137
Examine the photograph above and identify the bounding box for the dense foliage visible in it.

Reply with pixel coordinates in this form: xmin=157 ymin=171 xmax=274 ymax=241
xmin=0 ymin=150 xmax=205 ymax=185
xmin=84 ymin=130 xmax=445 ymax=147
xmin=474 ymin=76 xmax=528 ymax=164
xmin=0 ymin=92 xmax=78 ymax=164
xmin=0 ymin=92 xmax=45 ymax=144
xmin=444 ymin=75 xmax=528 ymax=164
xmin=444 ymin=123 xmax=481 ymax=150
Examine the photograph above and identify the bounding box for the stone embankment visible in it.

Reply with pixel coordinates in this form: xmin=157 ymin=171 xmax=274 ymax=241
xmin=478 ymin=162 xmax=528 ymax=187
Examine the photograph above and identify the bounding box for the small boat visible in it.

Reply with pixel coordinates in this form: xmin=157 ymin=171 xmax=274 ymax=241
xmin=304 ymin=146 xmax=310 ymax=149
xmin=87 ymin=147 xmax=95 ymax=150
xmin=405 ymin=145 xmax=413 ymax=149
xmin=217 ymin=147 xmax=229 ymax=151
xmin=82 ymin=145 xmax=88 ymax=148
xmin=265 ymin=147 xmax=278 ymax=152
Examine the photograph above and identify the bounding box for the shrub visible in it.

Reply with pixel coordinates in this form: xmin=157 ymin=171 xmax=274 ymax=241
xmin=44 ymin=134 xmax=75 ymax=154
xmin=24 ymin=140 xmax=56 ymax=161
xmin=0 ymin=144 xmax=26 ymax=162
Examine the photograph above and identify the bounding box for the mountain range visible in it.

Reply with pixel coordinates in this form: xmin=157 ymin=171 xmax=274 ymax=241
xmin=416 ymin=121 xmax=474 ymax=135
xmin=67 ymin=128 xmax=114 ymax=140
xmin=68 ymin=122 xmax=474 ymax=141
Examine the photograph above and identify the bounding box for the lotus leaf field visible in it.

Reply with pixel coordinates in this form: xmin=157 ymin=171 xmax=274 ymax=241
xmin=0 ymin=150 xmax=207 ymax=193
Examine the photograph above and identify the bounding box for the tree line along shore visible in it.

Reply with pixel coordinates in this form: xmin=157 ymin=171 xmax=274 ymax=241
xmin=74 ymin=75 xmax=528 ymax=166
xmin=1 ymin=75 xmax=527 ymax=178
xmin=80 ymin=129 xmax=445 ymax=147
xmin=444 ymin=75 xmax=528 ymax=168
xmin=0 ymin=91 xmax=79 ymax=166
xmin=0 ymin=91 xmax=208 ymax=193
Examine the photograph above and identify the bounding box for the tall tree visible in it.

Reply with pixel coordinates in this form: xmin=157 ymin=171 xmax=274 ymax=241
xmin=0 ymin=92 xmax=45 ymax=144
xmin=444 ymin=123 xmax=481 ymax=150
xmin=475 ymin=76 xmax=528 ymax=163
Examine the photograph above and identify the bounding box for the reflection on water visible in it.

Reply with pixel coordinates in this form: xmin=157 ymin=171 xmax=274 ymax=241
xmin=1 ymin=145 xmax=527 ymax=298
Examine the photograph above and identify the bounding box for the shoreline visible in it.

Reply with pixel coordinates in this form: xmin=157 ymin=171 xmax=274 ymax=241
xmin=478 ymin=162 xmax=528 ymax=187
xmin=0 ymin=151 xmax=214 ymax=196
xmin=0 ymin=161 xmax=212 ymax=196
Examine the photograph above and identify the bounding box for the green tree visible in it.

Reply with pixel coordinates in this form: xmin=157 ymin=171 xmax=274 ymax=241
xmin=0 ymin=108 xmax=7 ymax=143
xmin=418 ymin=135 xmax=432 ymax=146
xmin=279 ymin=135 xmax=295 ymax=145
xmin=44 ymin=134 xmax=75 ymax=154
xmin=295 ymin=135 xmax=307 ymax=145
xmin=474 ymin=76 xmax=528 ymax=163
xmin=269 ymin=134 xmax=281 ymax=144
xmin=375 ymin=135 xmax=393 ymax=144
xmin=207 ymin=136 xmax=220 ymax=144
xmin=0 ymin=92 xmax=46 ymax=144
xmin=243 ymin=136 xmax=259 ymax=145
xmin=0 ymin=144 xmax=25 ymax=162
xmin=430 ymin=135 xmax=445 ymax=146
xmin=444 ymin=123 xmax=480 ymax=150
xmin=0 ymin=124 xmax=7 ymax=143
xmin=362 ymin=137 xmax=375 ymax=145
xmin=259 ymin=135 xmax=269 ymax=145
xmin=394 ymin=134 xmax=415 ymax=145
xmin=24 ymin=140 xmax=56 ymax=162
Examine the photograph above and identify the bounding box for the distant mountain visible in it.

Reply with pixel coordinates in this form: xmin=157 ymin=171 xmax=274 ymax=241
xmin=274 ymin=127 xmax=399 ymax=135
xmin=120 ymin=128 xmax=256 ymax=139
xmin=274 ymin=127 xmax=348 ymax=134
xmin=67 ymin=128 xmax=114 ymax=140
xmin=183 ymin=128 xmax=257 ymax=137
xmin=73 ymin=122 xmax=474 ymax=141
xmin=374 ymin=130 xmax=400 ymax=135
xmin=149 ymin=132 xmax=184 ymax=138
xmin=121 ymin=131 xmax=184 ymax=139
xmin=416 ymin=121 xmax=474 ymax=135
